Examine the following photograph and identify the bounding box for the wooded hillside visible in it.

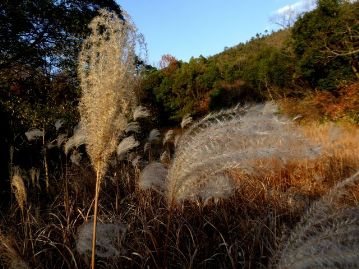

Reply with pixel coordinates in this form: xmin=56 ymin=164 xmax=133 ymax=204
xmin=140 ymin=0 xmax=358 ymax=123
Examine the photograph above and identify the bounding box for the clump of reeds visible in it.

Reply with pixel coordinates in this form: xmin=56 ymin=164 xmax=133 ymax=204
xmin=165 ymin=102 xmax=322 ymax=204
xmin=275 ymin=170 xmax=359 ymax=269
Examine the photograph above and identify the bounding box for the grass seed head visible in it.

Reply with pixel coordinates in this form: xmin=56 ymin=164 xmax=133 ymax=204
xmin=166 ymin=102 xmax=322 ymax=204
xmin=76 ymin=221 xmax=126 ymax=258
xmin=77 ymin=9 xmax=144 ymax=175
xmin=10 ymin=167 xmax=27 ymax=212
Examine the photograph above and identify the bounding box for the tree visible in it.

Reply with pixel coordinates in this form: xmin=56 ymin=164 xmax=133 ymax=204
xmin=322 ymin=1 xmax=359 ymax=79
xmin=291 ymin=0 xmax=358 ymax=89
xmin=0 ymin=0 xmax=122 ymax=72
xmin=159 ymin=54 xmax=178 ymax=69
xmin=0 ymin=0 xmax=123 ymax=129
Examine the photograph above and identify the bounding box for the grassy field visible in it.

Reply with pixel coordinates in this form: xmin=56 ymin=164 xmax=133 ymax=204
xmin=1 ymin=101 xmax=358 ymax=269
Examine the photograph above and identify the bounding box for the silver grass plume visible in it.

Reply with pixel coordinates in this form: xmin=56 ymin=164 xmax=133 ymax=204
xmin=64 ymin=125 xmax=86 ymax=155
xmin=47 ymin=133 xmax=67 ymax=149
xmin=166 ymin=102 xmax=321 ymax=203
xmin=131 ymin=155 xmax=141 ymax=167
xmin=139 ymin=162 xmax=167 ymax=193
xmin=180 ymin=114 xmax=193 ymax=129
xmin=143 ymin=142 xmax=150 ymax=153
xmin=0 ymin=230 xmax=30 ymax=269
xmin=76 ymin=9 xmax=144 ymax=268
xmin=76 ymin=221 xmax=126 ymax=258
xmin=133 ymin=105 xmax=150 ymax=120
xmin=116 ymin=136 xmax=139 ymax=159
xmin=163 ymin=129 xmax=175 ymax=145
xmin=10 ymin=167 xmax=27 ymax=212
xmin=148 ymin=129 xmax=160 ymax=143
xmin=25 ymin=129 xmax=43 ymax=141
xmin=275 ymin=171 xmax=359 ymax=269
xmin=56 ymin=133 xmax=67 ymax=147
xmin=54 ymin=119 xmax=65 ymax=131
xmin=77 ymin=9 xmax=142 ymax=174
xmin=160 ymin=151 xmax=171 ymax=164
xmin=125 ymin=121 xmax=141 ymax=133
xmin=70 ymin=150 xmax=82 ymax=166
xmin=174 ymin=134 xmax=181 ymax=148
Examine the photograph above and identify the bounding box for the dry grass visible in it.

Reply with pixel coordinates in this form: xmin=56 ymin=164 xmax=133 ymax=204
xmin=0 ymin=230 xmax=30 ymax=269
xmin=279 ymin=82 xmax=359 ymax=124
xmin=274 ymin=171 xmax=359 ymax=269
xmin=1 ymin=103 xmax=358 ymax=269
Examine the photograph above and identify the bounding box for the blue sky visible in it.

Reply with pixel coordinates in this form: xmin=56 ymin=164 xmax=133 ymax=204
xmin=117 ymin=0 xmax=316 ymax=65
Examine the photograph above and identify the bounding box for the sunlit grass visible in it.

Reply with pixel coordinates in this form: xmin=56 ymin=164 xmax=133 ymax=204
xmin=1 ymin=102 xmax=358 ymax=268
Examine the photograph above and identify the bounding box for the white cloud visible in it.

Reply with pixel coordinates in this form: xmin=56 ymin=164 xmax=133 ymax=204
xmin=270 ymin=0 xmax=316 ymax=28
xmin=275 ymin=0 xmax=316 ymax=15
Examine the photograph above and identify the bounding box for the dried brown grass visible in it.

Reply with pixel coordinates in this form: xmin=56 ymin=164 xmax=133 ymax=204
xmin=0 ymin=230 xmax=30 ymax=269
xmin=1 ymin=104 xmax=359 ymax=269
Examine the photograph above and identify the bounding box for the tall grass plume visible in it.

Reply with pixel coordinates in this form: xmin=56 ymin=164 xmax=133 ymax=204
xmin=165 ymin=102 xmax=322 ymax=203
xmin=75 ymin=8 xmax=144 ymax=268
xmin=275 ymin=171 xmax=359 ymax=269
xmin=10 ymin=167 xmax=27 ymax=213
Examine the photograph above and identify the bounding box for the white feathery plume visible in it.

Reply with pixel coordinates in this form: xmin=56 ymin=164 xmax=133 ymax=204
xmin=276 ymin=171 xmax=359 ymax=269
xmin=133 ymin=106 xmax=150 ymax=120
xmin=125 ymin=121 xmax=141 ymax=133
xmin=116 ymin=136 xmax=140 ymax=158
xmin=25 ymin=129 xmax=43 ymax=141
xmin=144 ymin=142 xmax=150 ymax=153
xmin=166 ymin=102 xmax=322 ymax=203
xmin=64 ymin=126 xmax=86 ymax=155
xmin=180 ymin=114 xmax=193 ymax=129
xmin=70 ymin=150 xmax=82 ymax=166
xmin=160 ymin=150 xmax=171 ymax=164
xmin=76 ymin=221 xmax=126 ymax=258
xmin=47 ymin=133 xmax=67 ymax=149
xmin=163 ymin=129 xmax=174 ymax=145
xmin=54 ymin=119 xmax=65 ymax=131
xmin=71 ymin=8 xmax=145 ymax=267
xmin=148 ymin=129 xmax=160 ymax=143
xmin=131 ymin=155 xmax=141 ymax=167
xmin=139 ymin=162 xmax=167 ymax=193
